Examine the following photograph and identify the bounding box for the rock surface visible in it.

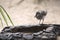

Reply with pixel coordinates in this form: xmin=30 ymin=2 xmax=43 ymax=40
xmin=0 ymin=24 xmax=60 ymax=40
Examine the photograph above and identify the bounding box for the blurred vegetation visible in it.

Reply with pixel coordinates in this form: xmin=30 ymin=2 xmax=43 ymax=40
xmin=0 ymin=5 xmax=14 ymax=27
xmin=34 ymin=0 xmax=43 ymax=4
xmin=17 ymin=0 xmax=24 ymax=5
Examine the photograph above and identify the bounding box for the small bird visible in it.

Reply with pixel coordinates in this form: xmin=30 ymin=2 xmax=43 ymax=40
xmin=35 ymin=10 xmax=47 ymax=24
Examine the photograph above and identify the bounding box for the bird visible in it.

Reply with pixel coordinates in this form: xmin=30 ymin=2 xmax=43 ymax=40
xmin=35 ymin=10 xmax=47 ymax=24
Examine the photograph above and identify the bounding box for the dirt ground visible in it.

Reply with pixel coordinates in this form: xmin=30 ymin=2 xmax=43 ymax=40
xmin=0 ymin=0 xmax=60 ymax=40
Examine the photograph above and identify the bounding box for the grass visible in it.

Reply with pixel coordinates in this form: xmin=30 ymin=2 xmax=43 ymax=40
xmin=0 ymin=5 xmax=14 ymax=27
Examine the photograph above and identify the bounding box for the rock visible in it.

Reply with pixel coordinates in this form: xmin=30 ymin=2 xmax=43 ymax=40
xmin=23 ymin=33 xmax=33 ymax=40
xmin=0 ymin=24 xmax=59 ymax=40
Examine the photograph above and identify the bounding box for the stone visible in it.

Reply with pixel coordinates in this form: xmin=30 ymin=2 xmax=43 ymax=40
xmin=0 ymin=24 xmax=59 ymax=40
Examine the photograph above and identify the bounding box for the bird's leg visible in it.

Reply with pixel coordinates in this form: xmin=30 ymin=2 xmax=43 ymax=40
xmin=39 ymin=20 xmax=41 ymax=25
xmin=41 ymin=18 xmax=44 ymax=24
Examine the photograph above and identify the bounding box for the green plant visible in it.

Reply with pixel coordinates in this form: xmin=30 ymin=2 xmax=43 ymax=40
xmin=0 ymin=5 xmax=14 ymax=27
